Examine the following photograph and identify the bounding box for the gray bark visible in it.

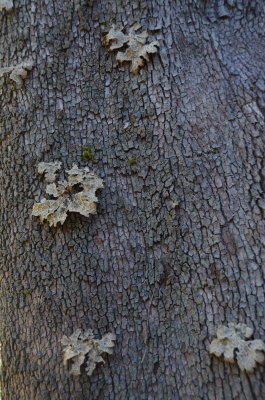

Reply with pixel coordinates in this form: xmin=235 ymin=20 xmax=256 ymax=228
xmin=0 ymin=0 xmax=265 ymax=399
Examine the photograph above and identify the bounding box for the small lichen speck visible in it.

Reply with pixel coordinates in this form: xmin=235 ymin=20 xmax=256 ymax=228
xmin=61 ymin=329 xmax=116 ymax=376
xmin=0 ymin=0 xmax=13 ymax=11
xmin=32 ymin=162 xmax=104 ymax=227
xmin=0 ymin=61 xmax=33 ymax=87
xmin=103 ymin=23 xmax=159 ymax=74
xmin=209 ymin=323 xmax=265 ymax=373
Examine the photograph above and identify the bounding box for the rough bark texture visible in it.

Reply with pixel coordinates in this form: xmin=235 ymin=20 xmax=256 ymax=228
xmin=0 ymin=0 xmax=265 ymax=399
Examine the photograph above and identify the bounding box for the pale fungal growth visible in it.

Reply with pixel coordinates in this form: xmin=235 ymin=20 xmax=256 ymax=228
xmin=209 ymin=323 xmax=265 ymax=373
xmin=0 ymin=61 xmax=33 ymax=87
xmin=32 ymin=162 xmax=104 ymax=227
xmin=103 ymin=23 xmax=159 ymax=74
xmin=61 ymin=329 xmax=116 ymax=376
xmin=0 ymin=0 xmax=13 ymax=11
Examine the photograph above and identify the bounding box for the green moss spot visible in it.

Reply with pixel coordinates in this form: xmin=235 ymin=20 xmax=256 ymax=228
xmin=23 ymin=289 xmax=31 ymax=296
xmin=82 ymin=145 xmax=96 ymax=162
xmin=128 ymin=157 xmax=136 ymax=166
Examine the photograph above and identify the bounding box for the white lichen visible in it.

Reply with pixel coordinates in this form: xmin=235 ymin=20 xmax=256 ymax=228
xmin=32 ymin=162 xmax=104 ymax=227
xmin=37 ymin=161 xmax=62 ymax=183
xmin=0 ymin=0 xmax=13 ymax=11
xmin=103 ymin=23 xmax=159 ymax=74
xmin=61 ymin=329 xmax=116 ymax=376
xmin=209 ymin=323 xmax=265 ymax=373
xmin=0 ymin=61 xmax=33 ymax=87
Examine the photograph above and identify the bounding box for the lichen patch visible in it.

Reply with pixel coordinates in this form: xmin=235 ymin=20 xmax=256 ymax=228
xmin=0 ymin=0 xmax=13 ymax=11
xmin=61 ymin=329 xmax=116 ymax=376
xmin=103 ymin=23 xmax=159 ymax=74
xmin=209 ymin=323 xmax=265 ymax=373
xmin=32 ymin=162 xmax=104 ymax=227
xmin=0 ymin=61 xmax=33 ymax=87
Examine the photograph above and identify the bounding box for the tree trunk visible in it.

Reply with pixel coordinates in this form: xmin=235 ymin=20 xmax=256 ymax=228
xmin=0 ymin=0 xmax=265 ymax=399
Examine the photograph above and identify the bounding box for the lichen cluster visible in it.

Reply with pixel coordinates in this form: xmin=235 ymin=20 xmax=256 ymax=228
xmin=209 ymin=323 xmax=265 ymax=373
xmin=32 ymin=162 xmax=104 ymax=227
xmin=0 ymin=61 xmax=33 ymax=87
xmin=103 ymin=23 xmax=159 ymax=74
xmin=61 ymin=329 xmax=116 ymax=376
xmin=0 ymin=0 xmax=13 ymax=11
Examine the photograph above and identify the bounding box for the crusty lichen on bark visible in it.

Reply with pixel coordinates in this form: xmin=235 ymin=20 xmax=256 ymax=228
xmin=61 ymin=329 xmax=116 ymax=376
xmin=37 ymin=161 xmax=62 ymax=183
xmin=209 ymin=323 xmax=265 ymax=373
xmin=32 ymin=162 xmax=104 ymax=227
xmin=0 ymin=0 xmax=13 ymax=11
xmin=0 ymin=61 xmax=33 ymax=87
xmin=103 ymin=23 xmax=159 ymax=74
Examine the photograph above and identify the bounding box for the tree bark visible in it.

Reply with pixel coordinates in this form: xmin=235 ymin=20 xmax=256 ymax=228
xmin=0 ymin=0 xmax=265 ymax=399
